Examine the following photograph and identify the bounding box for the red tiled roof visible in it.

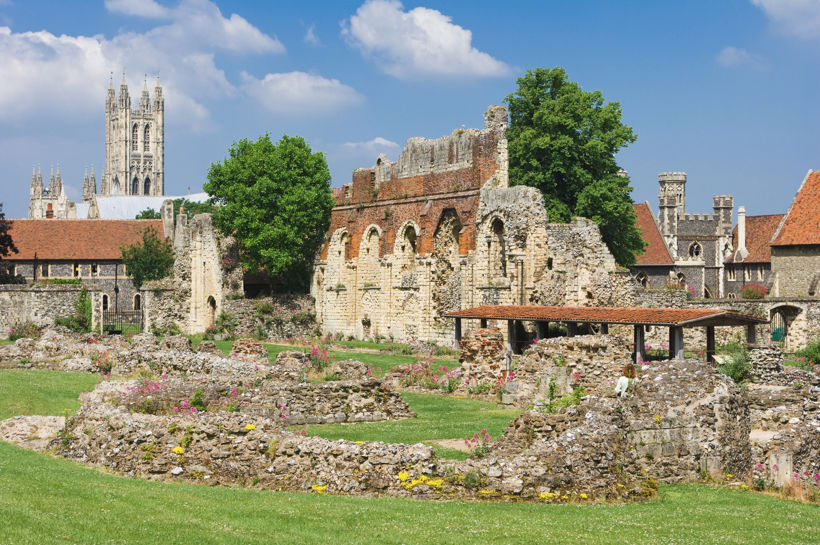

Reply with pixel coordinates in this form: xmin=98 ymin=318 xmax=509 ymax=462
xmin=6 ymin=219 xmax=164 ymax=260
xmin=632 ymin=203 xmax=673 ymax=265
xmin=445 ymin=305 xmax=766 ymax=326
xmin=730 ymin=214 xmax=783 ymax=263
xmin=771 ymin=170 xmax=820 ymax=246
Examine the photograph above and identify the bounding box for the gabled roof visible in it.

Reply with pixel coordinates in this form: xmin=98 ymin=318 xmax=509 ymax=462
xmin=771 ymin=170 xmax=820 ymax=246
xmin=6 ymin=219 xmax=164 ymax=260
xmin=730 ymin=214 xmax=784 ymax=263
xmin=445 ymin=305 xmax=767 ymax=327
xmin=632 ymin=202 xmax=673 ymax=265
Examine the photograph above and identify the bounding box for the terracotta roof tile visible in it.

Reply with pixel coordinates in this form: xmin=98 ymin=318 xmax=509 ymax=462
xmin=632 ymin=203 xmax=673 ymax=265
xmin=771 ymin=170 xmax=820 ymax=246
xmin=445 ymin=305 xmax=766 ymax=326
xmin=6 ymin=219 xmax=165 ymax=261
xmin=730 ymin=214 xmax=784 ymax=263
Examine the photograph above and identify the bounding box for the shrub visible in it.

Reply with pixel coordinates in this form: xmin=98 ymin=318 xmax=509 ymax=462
xmin=8 ymin=321 xmax=41 ymax=341
xmin=740 ymin=283 xmax=767 ymax=299
xmin=54 ymin=288 xmax=92 ymax=333
xmin=796 ymin=339 xmax=820 ymax=367
xmin=256 ymin=301 xmax=275 ymax=316
xmin=291 ymin=312 xmax=315 ymax=325
xmin=718 ymin=349 xmax=751 ymax=384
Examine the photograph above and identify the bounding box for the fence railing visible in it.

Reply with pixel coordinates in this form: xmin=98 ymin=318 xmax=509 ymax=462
xmin=102 ymin=310 xmax=143 ymax=335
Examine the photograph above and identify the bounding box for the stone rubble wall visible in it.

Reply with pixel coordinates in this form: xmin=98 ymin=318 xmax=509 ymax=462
xmin=0 ymin=285 xmax=101 ymax=339
xmin=222 ymin=295 xmax=317 ymax=340
xmin=496 ymin=359 xmax=751 ymax=483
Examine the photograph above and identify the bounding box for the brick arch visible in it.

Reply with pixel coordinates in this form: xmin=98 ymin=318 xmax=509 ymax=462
xmin=393 ymin=220 xmax=420 ymax=267
xmin=358 ymin=224 xmax=383 ymax=287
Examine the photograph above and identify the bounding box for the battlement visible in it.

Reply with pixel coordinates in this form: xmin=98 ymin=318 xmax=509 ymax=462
xmin=659 ymin=172 xmax=687 ymax=183
xmin=682 ymin=213 xmax=718 ymax=222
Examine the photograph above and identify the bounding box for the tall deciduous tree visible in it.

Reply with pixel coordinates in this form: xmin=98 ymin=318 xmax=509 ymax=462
xmin=505 ymin=67 xmax=644 ymax=266
xmin=121 ymin=226 xmax=174 ymax=290
xmin=0 ymin=203 xmax=19 ymax=281
xmin=204 ymin=134 xmax=333 ymax=290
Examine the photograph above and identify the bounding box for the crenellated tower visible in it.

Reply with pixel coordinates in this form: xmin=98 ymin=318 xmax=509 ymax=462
xmin=100 ymin=73 xmax=164 ymax=196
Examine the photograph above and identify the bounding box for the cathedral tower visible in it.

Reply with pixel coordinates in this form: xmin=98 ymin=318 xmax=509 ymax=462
xmin=100 ymin=74 xmax=164 ymax=196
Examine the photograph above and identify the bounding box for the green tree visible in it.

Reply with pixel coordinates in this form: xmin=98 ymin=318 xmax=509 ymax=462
xmin=121 ymin=227 xmax=174 ymax=290
xmin=135 ymin=208 xmax=161 ymax=219
xmin=0 ymin=203 xmax=20 ymax=282
xmin=204 ymin=134 xmax=333 ymax=291
xmin=505 ymin=67 xmax=644 ymax=266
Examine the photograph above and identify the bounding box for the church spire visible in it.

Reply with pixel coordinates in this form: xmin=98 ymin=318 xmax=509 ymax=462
xmin=119 ymin=71 xmax=130 ymax=109
xmin=140 ymin=74 xmax=151 ymax=112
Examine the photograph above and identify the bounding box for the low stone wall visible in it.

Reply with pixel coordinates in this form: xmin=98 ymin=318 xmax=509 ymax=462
xmin=115 ymin=376 xmax=415 ymax=425
xmin=223 ymin=295 xmax=317 ymax=340
xmin=0 ymin=285 xmax=100 ymax=338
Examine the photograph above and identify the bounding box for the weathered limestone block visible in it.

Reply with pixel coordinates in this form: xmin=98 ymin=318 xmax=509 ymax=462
xmin=231 ymin=338 xmax=268 ymax=363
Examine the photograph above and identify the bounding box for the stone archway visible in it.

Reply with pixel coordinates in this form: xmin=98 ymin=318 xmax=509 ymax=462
xmin=769 ymin=304 xmax=801 ymax=346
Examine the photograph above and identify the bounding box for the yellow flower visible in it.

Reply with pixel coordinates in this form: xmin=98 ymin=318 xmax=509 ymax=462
xmin=580 ymin=493 xmax=588 ymax=499
xmin=427 ymin=478 xmax=444 ymax=490
xmin=355 ymin=441 xmax=363 ymax=445
xmin=397 ymin=471 xmax=409 ymax=482
xmin=561 ymin=495 xmax=569 ymax=500
xmin=725 ymin=473 xmax=733 ymax=479
xmin=617 ymin=483 xmax=625 ymax=488
xmin=172 ymin=446 xmax=184 ymax=455
xmin=740 ymin=484 xmax=750 ymax=490
xmin=244 ymin=424 xmax=256 ymax=431
xmin=311 ymin=484 xmax=327 ymax=494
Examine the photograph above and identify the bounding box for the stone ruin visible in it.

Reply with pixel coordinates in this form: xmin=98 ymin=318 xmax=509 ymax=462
xmin=311 ymin=105 xmax=636 ymax=346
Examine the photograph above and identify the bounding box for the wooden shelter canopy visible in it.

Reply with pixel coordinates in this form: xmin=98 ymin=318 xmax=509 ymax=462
xmin=445 ymin=305 xmax=766 ymax=328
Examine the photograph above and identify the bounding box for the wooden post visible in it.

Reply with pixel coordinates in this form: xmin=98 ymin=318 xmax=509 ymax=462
xmin=601 ymin=323 xmax=609 ymax=334
xmin=480 ymin=318 xmax=488 ymax=328
xmin=746 ymin=323 xmax=757 ymax=345
xmin=567 ymin=322 xmax=577 ymax=337
xmin=536 ymin=321 xmax=548 ymax=340
xmin=633 ymin=325 xmax=644 ymax=364
xmin=454 ymin=317 xmax=462 ymax=349
xmin=706 ymin=326 xmax=715 ymax=363
xmin=507 ymin=319 xmax=516 ymax=354
xmin=670 ymin=326 xmax=684 ymax=359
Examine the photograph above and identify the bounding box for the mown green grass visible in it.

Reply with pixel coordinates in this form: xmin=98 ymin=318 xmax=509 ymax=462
xmin=0 ymin=339 xmax=14 ymax=346
xmin=306 ymin=392 xmax=519 ymax=459
xmin=0 ymin=369 xmax=100 ymax=420
xmin=0 ymin=440 xmax=818 ymax=545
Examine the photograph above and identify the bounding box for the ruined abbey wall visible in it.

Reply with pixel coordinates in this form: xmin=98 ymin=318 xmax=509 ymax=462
xmin=312 ymin=106 xmax=632 ymax=344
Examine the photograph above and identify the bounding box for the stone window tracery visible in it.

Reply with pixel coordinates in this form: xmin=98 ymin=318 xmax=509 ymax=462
xmin=144 ymin=177 xmax=151 ymax=195
xmin=688 ymin=241 xmax=702 ymax=258
xmin=727 ymin=267 xmax=736 ymax=281
xmin=132 ymin=124 xmax=138 ymax=151
xmin=131 ymin=177 xmax=139 ymax=195
xmin=144 ymin=124 xmax=150 ymax=152
xmin=635 ymin=271 xmax=648 ymax=287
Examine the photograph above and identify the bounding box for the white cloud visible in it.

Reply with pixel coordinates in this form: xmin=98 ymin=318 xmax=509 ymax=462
xmin=342 ymin=0 xmax=511 ymax=79
xmin=304 ymin=23 xmax=319 ymax=45
xmin=105 ymin=0 xmax=171 ymax=18
xmin=342 ymin=137 xmax=399 ymax=155
xmin=241 ymin=71 xmax=364 ymax=115
xmin=0 ymin=0 xmax=283 ymax=126
xmin=752 ymin=0 xmax=820 ymax=39
xmin=716 ymin=46 xmax=767 ymax=70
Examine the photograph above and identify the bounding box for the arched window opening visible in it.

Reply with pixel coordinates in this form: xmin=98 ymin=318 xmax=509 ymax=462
xmin=132 ymin=124 xmax=138 ymax=151
xmin=207 ymin=296 xmax=216 ymax=328
xmin=131 ymin=177 xmax=139 ymax=195
xmin=102 ymin=294 xmax=109 ymax=311
xmin=489 ymin=218 xmax=506 ymax=279
xmin=144 ymin=177 xmax=151 ymax=195
xmin=133 ymin=294 xmax=141 ymax=310
xmin=144 ymin=124 xmax=150 ymax=152
xmin=688 ymin=241 xmax=702 ymax=258
xmin=113 ymin=176 xmax=121 ymax=193
xmin=677 ymin=272 xmax=686 ymax=287
xmin=704 ymin=286 xmax=713 ymax=299
xmin=547 ymin=257 xmax=553 ymax=271
xmin=728 ymin=292 xmax=736 ymax=299
xmin=635 ymin=271 xmax=648 ymax=287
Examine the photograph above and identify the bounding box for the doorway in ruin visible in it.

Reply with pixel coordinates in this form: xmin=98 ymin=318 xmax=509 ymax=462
xmin=207 ymin=296 xmax=216 ymax=328
xmin=770 ymin=305 xmax=801 ymax=345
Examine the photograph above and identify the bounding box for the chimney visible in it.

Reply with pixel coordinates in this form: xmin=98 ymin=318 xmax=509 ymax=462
xmin=735 ymin=206 xmax=749 ymax=260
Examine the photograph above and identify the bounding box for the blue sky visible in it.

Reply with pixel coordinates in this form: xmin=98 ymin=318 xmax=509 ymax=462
xmin=0 ymin=0 xmax=818 ymax=221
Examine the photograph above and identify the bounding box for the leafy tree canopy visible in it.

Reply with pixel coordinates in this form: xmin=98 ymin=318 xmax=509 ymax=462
xmin=204 ymin=134 xmax=333 ymax=290
xmin=505 ymin=67 xmax=645 ymax=266
xmin=172 ymin=198 xmax=216 ymax=220
xmin=121 ymin=227 xmax=174 ymax=290
xmin=135 ymin=207 xmax=161 ymax=219
xmin=0 ymin=203 xmax=21 ymax=283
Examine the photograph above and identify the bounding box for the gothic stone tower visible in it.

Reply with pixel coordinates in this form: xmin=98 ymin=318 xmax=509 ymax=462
xmin=100 ymin=74 xmax=164 ymax=196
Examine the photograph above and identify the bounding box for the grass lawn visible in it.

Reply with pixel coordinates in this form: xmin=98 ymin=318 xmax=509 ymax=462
xmin=0 ymin=441 xmax=818 ymax=545
xmin=0 ymin=369 xmax=100 ymax=420
xmin=0 ymin=339 xmax=14 ymax=346
xmin=186 ymin=336 xmax=458 ymax=376
xmin=306 ymin=392 xmax=520 ymax=459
